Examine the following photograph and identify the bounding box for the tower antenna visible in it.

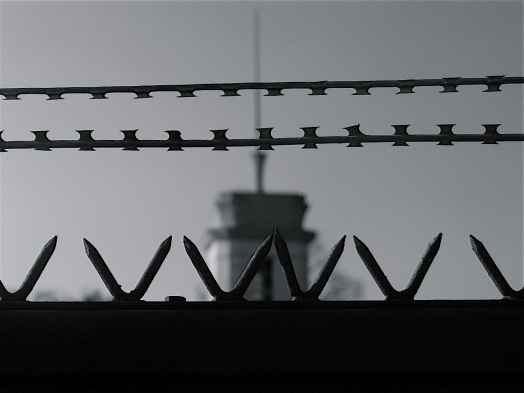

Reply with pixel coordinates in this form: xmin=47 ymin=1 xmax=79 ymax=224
xmin=253 ymin=8 xmax=267 ymax=194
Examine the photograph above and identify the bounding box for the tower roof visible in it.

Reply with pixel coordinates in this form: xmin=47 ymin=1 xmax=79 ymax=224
xmin=206 ymin=191 xmax=316 ymax=244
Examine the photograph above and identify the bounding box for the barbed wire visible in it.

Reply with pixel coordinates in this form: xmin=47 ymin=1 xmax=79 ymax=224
xmin=1 ymin=76 xmax=520 ymax=100
xmin=0 ymin=124 xmax=518 ymax=151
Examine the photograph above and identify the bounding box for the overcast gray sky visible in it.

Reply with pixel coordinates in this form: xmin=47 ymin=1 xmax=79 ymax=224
xmin=0 ymin=0 xmax=523 ymax=300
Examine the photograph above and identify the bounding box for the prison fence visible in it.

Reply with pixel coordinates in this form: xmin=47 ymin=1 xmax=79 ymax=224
xmin=1 ymin=230 xmax=522 ymax=303
xmin=0 ymin=76 xmax=523 ymax=387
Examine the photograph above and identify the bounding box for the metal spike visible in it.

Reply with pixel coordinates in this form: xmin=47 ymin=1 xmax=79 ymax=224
xmin=353 ymin=236 xmax=397 ymax=299
xmin=308 ymin=236 xmax=346 ymax=299
xmin=83 ymin=239 xmax=126 ymax=300
xmin=274 ymin=229 xmax=302 ymax=298
xmin=0 ymin=236 xmax=58 ymax=301
xmin=131 ymin=236 xmax=172 ymax=299
xmin=183 ymin=236 xmax=223 ymax=299
xmin=404 ymin=233 xmax=442 ymax=298
xmin=15 ymin=236 xmax=58 ymax=300
xmin=232 ymin=233 xmax=274 ymax=297
xmin=469 ymin=235 xmax=516 ymax=299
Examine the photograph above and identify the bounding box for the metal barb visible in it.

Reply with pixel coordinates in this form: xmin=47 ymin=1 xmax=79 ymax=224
xmin=183 ymin=236 xmax=223 ymax=299
xmin=353 ymin=234 xmax=441 ymax=301
xmin=392 ymin=125 xmax=410 ymax=146
xmin=482 ymin=124 xmax=501 ymax=145
xmin=437 ymin=124 xmax=455 ymax=146
xmin=257 ymin=128 xmax=274 ymax=150
xmin=274 ymin=229 xmax=303 ymax=298
xmin=301 ymin=127 xmax=319 ymax=149
xmin=0 ymin=236 xmax=58 ymax=301
xmin=165 ymin=130 xmax=183 ymax=151
xmin=353 ymin=236 xmax=398 ymax=299
xmin=121 ymin=130 xmax=140 ymax=151
xmin=77 ymin=130 xmax=96 ymax=151
xmin=440 ymin=77 xmax=462 ymax=93
xmin=83 ymin=237 xmax=172 ymax=301
xmin=0 ymin=125 xmax=523 ymax=151
xmin=275 ymin=229 xmax=346 ymax=301
xmin=231 ymin=233 xmax=274 ymax=297
xmin=184 ymin=234 xmax=273 ymax=301
xmin=2 ymin=76 xmax=522 ymax=100
xmin=31 ymin=131 xmax=52 ymax=151
xmin=307 ymin=235 xmax=346 ymax=299
xmin=396 ymin=80 xmax=416 ymax=94
xmin=131 ymin=236 xmax=172 ymax=299
xmin=210 ymin=129 xmax=229 ymax=151
xmin=483 ymin=75 xmax=505 ymax=92
xmin=344 ymin=124 xmax=364 ymax=147
xmin=404 ymin=233 xmax=443 ymax=298
xmin=469 ymin=235 xmax=523 ymax=300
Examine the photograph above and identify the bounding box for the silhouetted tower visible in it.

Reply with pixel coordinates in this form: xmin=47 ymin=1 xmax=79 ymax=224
xmin=205 ymin=188 xmax=315 ymax=300
xmin=204 ymin=10 xmax=315 ymax=300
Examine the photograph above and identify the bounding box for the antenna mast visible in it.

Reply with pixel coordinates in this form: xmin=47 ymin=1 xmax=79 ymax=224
xmin=253 ymin=9 xmax=267 ymax=194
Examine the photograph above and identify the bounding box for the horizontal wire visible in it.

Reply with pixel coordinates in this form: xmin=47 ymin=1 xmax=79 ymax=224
xmin=0 ymin=128 xmax=519 ymax=150
xmin=0 ymin=76 xmax=520 ymax=99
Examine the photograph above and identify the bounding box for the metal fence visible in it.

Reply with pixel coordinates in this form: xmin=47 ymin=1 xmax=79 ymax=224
xmin=2 ymin=230 xmax=521 ymax=303
xmin=1 ymin=76 xmax=523 ymax=387
xmin=0 ymin=76 xmax=523 ymax=151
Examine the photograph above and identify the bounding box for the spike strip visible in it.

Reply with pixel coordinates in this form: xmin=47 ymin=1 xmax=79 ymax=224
xmin=0 ymin=236 xmax=58 ymax=301
xmin=469 ymin=235 xmax=524 ymax=300
xmin=274 ymin=229 xmax=346 ymax=301
xmin=353 ymin=234 xmax=443 ymax=301
xmin=82 ymin=237 xmax=172 ymax=301
xmin=183 ymin=234 xmax=273 ymax=301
